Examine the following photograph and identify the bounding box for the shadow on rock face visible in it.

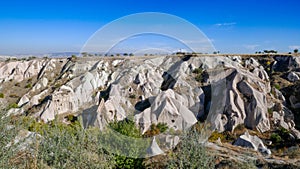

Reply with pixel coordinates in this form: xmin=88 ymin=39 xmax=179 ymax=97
xmin=160 ymin=72 xmax=176 ymax=91
xmin=81 ymin=105 xmax=99 ymax=129
xmin=135 ymin=99 xmax=151 ymax=112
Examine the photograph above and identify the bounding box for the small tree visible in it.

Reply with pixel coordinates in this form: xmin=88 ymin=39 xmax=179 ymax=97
xmin=71 ymin=54 xmax=77 ymax=60
xmin=167 ymin=127 xmax=215 ymax=168
xmin=294 ymin=49 xmax=298 ymax=53
xmin=81 ymin=52 xmax=88 ymax=57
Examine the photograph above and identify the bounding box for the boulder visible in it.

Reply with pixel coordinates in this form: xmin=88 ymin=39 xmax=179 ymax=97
xmin=287 ymin=72 xmax=300 ymax=82
xmin=234 ymin=131 xmax=271 ymax=155
xmin=6 ymin=130 xmax=41 ymax=152
xmin=289 ymin=96 xmax=300 ymax=109
xmin=273 ymin=56 xmax=300 ymax=71
xmin=273 ymin=88 xmax=286 ymax=104
xmin=18 ymin=94 xmax=30 ymax=107
xmin=146 ymin=137 xmax=164 ymax=156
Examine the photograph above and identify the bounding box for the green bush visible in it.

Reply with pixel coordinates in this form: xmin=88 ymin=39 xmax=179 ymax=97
xmin=25 ymin=83 xmax=32 ymax=88
xmin=167 ymin=127 xmax=215 ymax=169
xmin=31 ymin=118 xmax=114 ymax=168
xmin=208 ymin=131 xmax=226 ymax=142
xmin=192 ymin=67 xmax=203 ymax=74
xmin=274 ymin=84 xmax=281 ymax=90
xmin=8 ymin=103 xmax=19 ymax=109
xmin=195 ymin=74 xmax=203 ymax=82
xmin=144 ymin=123 xmax=169 ymax=137
xmin=0 ymin=93 xmax=4 ymax=98
xmin=0 ymin=112 xmax=116 ymax=168
xmin=156 ymin=123 xmax=168 ymax=133
xmin=9 ymin=94 xmax=19 ymax=98
xmin=106 ymin=119 xmax=148 ymax=168
xmin=270 ymin=133 xmax=282 ymax=143
xmin=109 ymin=119 xmax=141 ymax=138
xmin=129 ymin=94 xmax=136 ymax=99
xmin=0 ymin=105 xmax=34 ymax=168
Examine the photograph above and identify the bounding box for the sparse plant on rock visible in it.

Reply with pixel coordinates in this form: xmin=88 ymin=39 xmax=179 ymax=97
xmin=167 ymin=127 xmax=215 ymax=169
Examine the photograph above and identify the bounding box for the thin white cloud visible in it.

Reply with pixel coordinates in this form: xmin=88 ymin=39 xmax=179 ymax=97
xmin=184 ymin=39 xmax=214 ymax=44
xmin=214 ymin=22 xmax=236 ymax=27
xmin=289 ymin=45 xmax=300 ymax=50
xmin=244 ymin=44 xmax=260 ymax=50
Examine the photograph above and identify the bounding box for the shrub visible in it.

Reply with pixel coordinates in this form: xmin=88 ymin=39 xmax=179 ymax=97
xmin=208 ymin=131 xmax=226 ymax=142
xmin=109 ymin=120 xmax=140 ymax=137
xmin=274 ymin=84 xmax=281 ymax=90
xmin=270 ymin=133 xmax=282 ymax=143
xmin=9 ymin=94 xmax=19 ymax=98
xmin=71 ymin=54 xmax=77 ymax=59
xmin=195 ymin=74 xmax=203 ymax=82
xmin=106 ymin=119 xmax=147 ymax=168
xmin=193 ymin=67 xmax=204 ymax=82
xmin=52 ymin=83 xmax=62 ymax=90
xmin=192 ymin=67 xmax=203 ymax=74
xmin=167 ymin=127 xmax=215 ymax=169
xmin=0 ymin=108 xmax=116 ymax=168
xmin=25 ymin=83 xmax=32 ymax=88
xmin=144 ymin=123 xmax=169 ymax=137
xmin=268 ymin=108 xmax=273 ymax=115
xmin=129 ymin=94 xmax=136 ymax=99
xmin=156 ymin=123 xmax=168 ymax=133
xmin=0 ymin=106 xmax=24 ymax=168
xmin=0 ymin=93 xmax=4 ymax=98
xmin=208 ymin=131 xmax=235 ymax=143
xmin=8 ymin=103 xmax=19 ymax=109
xmin=30 ymin=118 xmax=115 ymax=168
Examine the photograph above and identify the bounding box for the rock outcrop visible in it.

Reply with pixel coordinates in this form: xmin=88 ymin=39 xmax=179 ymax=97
xmin=206 ymin=58 xmax=271 ymax=133
xmin=272 ymin=55 xmax=300 ymax=71
xmin=0 ymin=55 xmax=299 ymax=141
xmin=135 ymin=89 xmax=198 ymax=133
xmin=287 ymin=72 xmax=300 ymax=82
xmin=233 ymin=131 xmax=271 ymax=155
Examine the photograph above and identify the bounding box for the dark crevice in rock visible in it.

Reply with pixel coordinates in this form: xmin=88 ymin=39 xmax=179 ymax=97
xmin=99 ymin=85 xmax=112 ymax=102
xmin=160 ymin=72 xmax=176 ymax=91
xmin=181 ymin=54 xmax=192 ymax=61
xmin=199 ymin=85 xmax=211 ymax=122
xmin=135 ymin=99 xmax=151 ymax=112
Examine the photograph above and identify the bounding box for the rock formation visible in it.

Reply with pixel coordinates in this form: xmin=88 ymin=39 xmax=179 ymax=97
xmin=1 ymin=55 xmax=300 ymax=156
xmin=233 ymin=131 xmax=271 ymax=155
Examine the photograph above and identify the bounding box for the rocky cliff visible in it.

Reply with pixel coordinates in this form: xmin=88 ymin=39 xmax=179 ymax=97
xmin=1 ymin=54 xmax=300 ymax=161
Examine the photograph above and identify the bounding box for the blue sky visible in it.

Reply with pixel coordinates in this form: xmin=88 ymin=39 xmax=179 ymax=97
xmin=0 ymin=0 xmax=300 ymax=55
